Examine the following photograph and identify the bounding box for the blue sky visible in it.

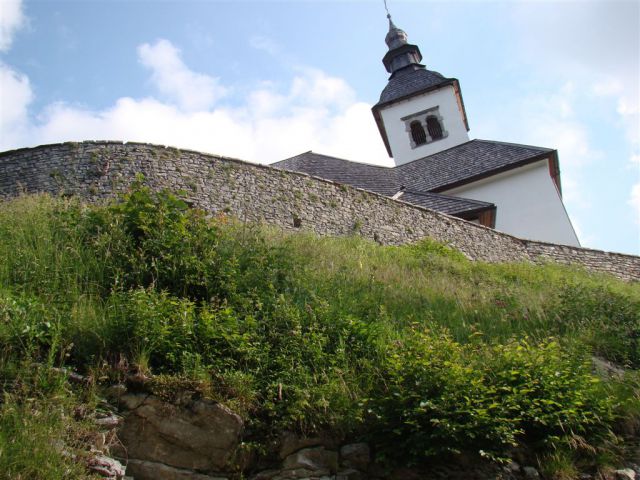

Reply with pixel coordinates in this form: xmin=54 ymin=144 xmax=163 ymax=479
xmin=1 ymin=0 xmax=638 ymax=254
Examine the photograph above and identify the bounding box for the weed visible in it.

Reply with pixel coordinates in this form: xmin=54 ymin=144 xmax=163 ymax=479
xmin=0 ymin=189 xmax=638 ymax=474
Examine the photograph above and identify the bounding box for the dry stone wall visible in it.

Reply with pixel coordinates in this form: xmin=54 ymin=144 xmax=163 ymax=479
xmin=0 ymin=141 xmax=638 ymax=281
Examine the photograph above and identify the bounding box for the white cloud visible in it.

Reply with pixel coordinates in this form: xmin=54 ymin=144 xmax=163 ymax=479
xmin=629 ymin=154 xmax=640 ymax=227
xmin=617 ymin=97 xmax=640 ymax=118
xmin=591 ymin=78 xmax=623 ymax=97
xmin=513 ymin=0 xmax=640 ymax=251
xmin=0 ymin=61 xmax=32 ymax=149
xmin=0 ymin=38 xmax=389 ymax=165
xmin=137 ymin=39 xmax=228 ymax=111
xmin=29 ymin=90 xmax=387 ymax=165
xmin=474 ymin=84 xmax=601 ymax=208
xmin=249 ymin=35 xmax=280 ymax=57
xmin=511 ymin=1 xmax=639 ymax=168
xmin=630 ymin=182 xmax=640 ymax=226
xmin=0 ymin=0 xmax=24 ymax=52
xmin=289 ymin=67 xmax=355 ymax=109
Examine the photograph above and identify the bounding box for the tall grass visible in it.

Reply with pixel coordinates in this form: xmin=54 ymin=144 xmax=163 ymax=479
xmin=0 ymin=189 xmax=638 ymax=477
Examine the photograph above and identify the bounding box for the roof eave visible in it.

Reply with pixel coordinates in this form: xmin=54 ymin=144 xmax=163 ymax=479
xmin=371 ymin=77 xmax=470 ymax=158
xmin=454 ymin=204 xmax=496 ymax=218
xmin=452 ymin=79 xmax=470 ymax=132
xmin=371 ymin=107 xmax=393 ymax=157
xmin=371 ymin=78 xmax=459 ymax=159
xmin=373 ymin=77 xmax=457 ymax=110
xmin=548 ymin=150 xmax=562 ymax=197
xmin=432 ymin=151 xmax=553 ymax=193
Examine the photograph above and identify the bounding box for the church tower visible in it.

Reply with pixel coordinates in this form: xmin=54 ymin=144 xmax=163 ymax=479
xmin=372 ymin=16 xmax=470 ymax=166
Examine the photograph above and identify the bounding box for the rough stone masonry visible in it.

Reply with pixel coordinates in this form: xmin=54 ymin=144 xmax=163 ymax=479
xmin=0 ymin=141 xmax=638 ymax=281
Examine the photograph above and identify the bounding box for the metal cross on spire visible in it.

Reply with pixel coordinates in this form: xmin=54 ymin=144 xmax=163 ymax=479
xmin=384 ymin=0 xmax=392 ymax=20
xmin=384 ymin=0 xmax=398 ymax=31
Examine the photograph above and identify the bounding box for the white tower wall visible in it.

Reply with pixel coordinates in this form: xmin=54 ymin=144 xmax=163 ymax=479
xmin=379 ymin=85 xmax=469 ymax=166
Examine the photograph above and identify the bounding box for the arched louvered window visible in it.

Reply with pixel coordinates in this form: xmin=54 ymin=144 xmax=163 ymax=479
xmin=426 ymin=116 xmax=443 ymax=140
xmin=410 ymin=120 xmax=427 ymax=146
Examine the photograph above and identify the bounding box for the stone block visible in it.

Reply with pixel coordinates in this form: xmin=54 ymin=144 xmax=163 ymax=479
xmin=117 ymin=394 xmax=242 ymax=473
xmin=125 ymin=459 xmax=228 ymax=480
xmin=339 ymin=443 xmax=370 ymax=471
xmin=282 ymin=446 xmax=339 ymax=473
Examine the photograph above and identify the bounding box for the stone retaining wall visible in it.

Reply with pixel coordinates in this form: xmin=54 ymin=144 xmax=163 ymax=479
xmin=1 ymin=141 xmax=638 ymax=281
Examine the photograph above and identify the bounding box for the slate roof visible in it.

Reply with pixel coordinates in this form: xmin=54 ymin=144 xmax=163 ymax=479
xmin=377 ymin=66 xmax=453 ymax=106
xmin=273 ymin=152 xmax=401 ymax=197
xmin=397 ymin=139 xmax=554 ymax=192
xmin=272 ymin=139 xmax=554 ymax=218
xmin=398 ymin=191 xmax=494 ymax=215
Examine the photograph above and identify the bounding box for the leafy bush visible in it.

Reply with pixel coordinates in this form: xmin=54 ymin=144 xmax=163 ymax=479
xmin=369 ymin=327 xmax=616 ymax=464
xmin=0 ymin=290 xmax=64 ymax=363
xmin=79 ymin=182 xmax=294 ymax=307
xmin=0 ymin=189 xmax=638 ymax=476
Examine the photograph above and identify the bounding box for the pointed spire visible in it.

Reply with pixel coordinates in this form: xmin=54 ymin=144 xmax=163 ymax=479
xmin=387 ymin=13 xmax=396 ymax=30
xmin=381 ymin=15 xmax=423 ymax=76
xmin=385 ymin=14 xmax=408 ymax=49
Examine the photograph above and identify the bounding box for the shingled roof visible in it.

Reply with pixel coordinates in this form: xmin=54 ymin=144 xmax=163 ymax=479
xmin=376 ymin=66 xmax=454 ymax=106
xmin=273 ymin=152 xmax=401 ymax=197
xmin=398 ymin=190 xmax=494 ymax=216
xmin=272 ymin=151 xmax=402 ymax=196
xmin=397 ymin=139 xmax=555 ymax=192
xmin=272 ymin=139 xmax=556 ymax=219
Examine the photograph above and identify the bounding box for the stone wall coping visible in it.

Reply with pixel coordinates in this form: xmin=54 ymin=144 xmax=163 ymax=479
xmin=523 ymin=239 xmax=639 ymax=261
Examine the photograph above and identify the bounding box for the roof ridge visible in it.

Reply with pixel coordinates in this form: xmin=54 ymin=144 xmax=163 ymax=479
xmin=271 ymin=151 xmax=313 ymax=165
xmin=473 ymin=138 xmax=554 ymax=152
xmin=275 ymin=151 xmax=394 ymax=170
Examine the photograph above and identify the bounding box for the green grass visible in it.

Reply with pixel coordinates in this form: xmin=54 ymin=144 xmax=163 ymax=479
xmin=0 ymin=361 xmax=96 ymax=479
xmin=0 ymin=188 xmax=638 ymax=478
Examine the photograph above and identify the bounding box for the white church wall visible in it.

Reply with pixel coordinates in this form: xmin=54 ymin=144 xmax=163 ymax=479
xmin=444 ymin=160 xmax=580 ymax=246
xmin=379 ymin=85 xmax=469 ymax=166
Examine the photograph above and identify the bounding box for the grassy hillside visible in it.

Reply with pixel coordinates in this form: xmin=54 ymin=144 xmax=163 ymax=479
xmin=0 ymin=185 xmax=639 ymax=478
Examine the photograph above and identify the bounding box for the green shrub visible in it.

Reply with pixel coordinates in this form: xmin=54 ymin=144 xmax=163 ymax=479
xmin=486 ymin=339 xmax=615 ymax=446
xmin=0 ymin=190 xmax=638 ymax=474
xmin=79 ymin=183 xmax=295 ymax=309
xmin=369 ymin=327 xmax=616 ymax=464
xmin=0 ymin=290 xmax=64 ymax=364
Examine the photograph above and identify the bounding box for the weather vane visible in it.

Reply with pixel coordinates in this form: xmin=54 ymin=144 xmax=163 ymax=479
xmin=384 ymin=0 xmax=392 ymax=19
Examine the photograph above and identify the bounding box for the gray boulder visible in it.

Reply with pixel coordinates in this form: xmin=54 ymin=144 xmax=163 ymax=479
xmin=117 ymin=393 xmax=243 ymax=474
xmin=125 ymin=459 xmax=229 ymax=480
xmin=282 ymin=446 xmax=339 ymax=473
xmin=615 ymin=469 xmax=636 ymax=480
xmin=339 ymin=443 xmax=370 ymax=471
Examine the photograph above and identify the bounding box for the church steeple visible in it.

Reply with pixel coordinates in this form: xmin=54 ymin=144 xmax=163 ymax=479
xmin=371 ymin=14 xmax=470 ymax=165
xmin=382 ymin=15 xmax=424 ymax=76
xmin=385 ymin=15 xmax=407 ymax=49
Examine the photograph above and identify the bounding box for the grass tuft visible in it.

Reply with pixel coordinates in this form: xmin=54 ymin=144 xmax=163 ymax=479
xmin=0 ymin=187 xmax=638 ymax=477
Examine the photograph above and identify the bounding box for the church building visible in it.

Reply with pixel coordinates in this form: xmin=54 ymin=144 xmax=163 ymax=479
xmin=273 ymin=16 xmax=580 ymax=247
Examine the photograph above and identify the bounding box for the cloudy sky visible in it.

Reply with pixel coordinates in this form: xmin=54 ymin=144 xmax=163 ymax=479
xmin=1 ymin=0 xmax=638 ymax=254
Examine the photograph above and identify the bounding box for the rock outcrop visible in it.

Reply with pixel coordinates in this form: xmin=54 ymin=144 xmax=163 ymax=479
xmin=105 ymin=387 xmax=640 ymax=480
xmin=114 ymin=393 xmax=243 ymax=479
